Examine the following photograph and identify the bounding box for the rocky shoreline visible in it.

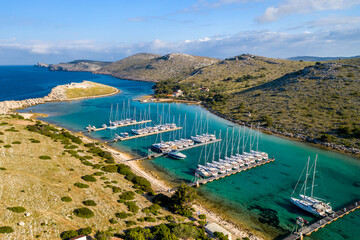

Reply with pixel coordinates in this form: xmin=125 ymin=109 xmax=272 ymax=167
xmin=202 ymin=103 xmax=360 ymax=156
xmin=0 ymin=81 xmax=119 ymax=114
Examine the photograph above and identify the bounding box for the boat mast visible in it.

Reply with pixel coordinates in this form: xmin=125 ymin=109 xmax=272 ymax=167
xmin=109 ymin=104 xmax=113 ymax=124
xmin=225 ymin=129 xmax=229 ymax=158
xmin=242 ymin=126 xmax=245 ymax=154
xmin=218 ymin=130 xmax=221 ymax=161
xmin=237 ymin=128 xmax=241 ymax=154
xmin=311 ymin=155 xmax=318 ymax=198
xmin=231 ymin=127 xmax=234 ymax=156
xmin=256 ymin=123 xmax=260 ymax=152
xmin=304 ymin=157 xmax=310 ymax=197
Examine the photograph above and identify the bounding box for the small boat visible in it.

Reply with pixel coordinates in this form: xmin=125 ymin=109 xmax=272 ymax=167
xmin=168 ymin=150 xmax=186 ymax=159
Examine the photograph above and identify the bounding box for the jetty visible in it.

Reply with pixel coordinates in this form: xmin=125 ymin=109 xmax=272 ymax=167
xmin=126 ymin=139 xmax=222 ymax=161
xmin=105 ymin=127 xmax=183 ymax=143
xmin=283 ymin=200 xmax=360 ymax=240
xmin=84 ymin=120 xmax=152 ymax=132
xmin=189 ymin=158 xmax=275 ymax=187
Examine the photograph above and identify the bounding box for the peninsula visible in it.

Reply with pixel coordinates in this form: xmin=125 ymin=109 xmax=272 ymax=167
xmin=0 ymin=81 xmax=119 ymax=114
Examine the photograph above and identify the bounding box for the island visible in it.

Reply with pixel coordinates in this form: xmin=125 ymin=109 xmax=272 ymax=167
xmin=0 ymin=81 xmax=119 ymax=114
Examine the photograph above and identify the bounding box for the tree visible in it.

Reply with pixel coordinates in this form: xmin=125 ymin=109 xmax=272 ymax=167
xmin=214 ymin=231 xmax=229 ymax=240
xmin=170 ymin=183 xmax=197 ymax=217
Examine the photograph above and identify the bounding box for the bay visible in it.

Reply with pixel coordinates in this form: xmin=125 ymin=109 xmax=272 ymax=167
xmin=3 ymin=66 xmax=360 ymax=239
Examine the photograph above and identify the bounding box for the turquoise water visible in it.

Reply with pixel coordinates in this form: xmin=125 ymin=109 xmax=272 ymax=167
xmin=5 ymin=66 xmax=360 ymax=239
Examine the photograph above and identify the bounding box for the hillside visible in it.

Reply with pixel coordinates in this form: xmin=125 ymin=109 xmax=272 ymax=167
xmin=49 ymin=60 xmax=112 ymax=72
xmin=183 ymin=54 xmax=312 ymax=93
xmin=0 ymin=115 xmax=212 ymax=239
xmin=96 ymin=53 xmax=220 ymax=82
xmin=211 ymin=61 xmax=360 ymax=149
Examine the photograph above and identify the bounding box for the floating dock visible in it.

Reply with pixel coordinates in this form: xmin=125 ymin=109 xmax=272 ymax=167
xmin=125 ymin=139 xmax=222 ymax=161
xmin=84 ymin=120 xmax=152 ymax=132
xmin=283 ymin=200 xmax=360 ymax=240
xmin=188 ymin=158 xmax=275 ymax=187
xmin=105 ymin=127 xmax=183 ymax=143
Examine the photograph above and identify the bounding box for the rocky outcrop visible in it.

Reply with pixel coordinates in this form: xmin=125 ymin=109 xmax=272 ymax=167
xmin=0 ymin=81 xmax=117 ymax=114
xmin=49 ymin=60 xmax=112 ymax=72
xmin=34 ymin=62 xmax=49 ymax=68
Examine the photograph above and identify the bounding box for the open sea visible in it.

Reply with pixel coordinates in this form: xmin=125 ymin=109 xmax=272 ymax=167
xmin=2 ymin=66 xmax=360 ymax=239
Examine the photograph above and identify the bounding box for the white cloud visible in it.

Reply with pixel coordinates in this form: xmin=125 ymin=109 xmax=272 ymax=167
xmin=257 ymin=0 xmax=360 ymax=23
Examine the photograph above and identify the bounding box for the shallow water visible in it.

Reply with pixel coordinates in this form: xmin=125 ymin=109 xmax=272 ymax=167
xmin=4 ymin=66 xmax=359 ymax=239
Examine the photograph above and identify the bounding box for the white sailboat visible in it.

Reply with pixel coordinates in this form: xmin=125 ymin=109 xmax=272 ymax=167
xmin=290 ymin=155 xmax=333 ymax=217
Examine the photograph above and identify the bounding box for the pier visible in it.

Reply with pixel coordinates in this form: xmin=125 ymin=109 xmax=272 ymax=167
xmin=105 ymin=127 xmax=183 ymax=143
xmin=189 ymin=158 xmax=275 ymax=187
xmin=125 ymin=139 xmax=222 ymax=161
xmin=283 ymin=200 xmax=360 ymax=240
xmin=84 ymin=120 xmax=152 ymax=132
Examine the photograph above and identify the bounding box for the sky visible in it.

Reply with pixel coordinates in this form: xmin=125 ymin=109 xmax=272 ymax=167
xmin=1 ymin=0 xmax=360 ymax=64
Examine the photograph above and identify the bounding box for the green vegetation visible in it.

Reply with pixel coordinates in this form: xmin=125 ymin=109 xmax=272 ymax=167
xmin=60 ymin=227 xmax=92 ymax=239
xmin=5 ymin=127 xmax=19 ymax=132
xmin=81 ymin=175 xmax=97 ymax=182
xmin=119 ymin=191 xmax=136 ymax=200
xmin=112 ymin=186 xmax=121 ymax=193
xmin=7 ymin=206 xmax=26 ymax=213
xmin=61 ymin=196 xmax=73 ymax=202
xmin=0 ymin=226 xmax=14 ymax=234
xmin=29 ymin=138 xmax=40 ymax=143
xmin=124 ymin=201 xmax=140 ymax=213
xmin=170 ymin=183 xmax=197 ymax=217
xmin=83 ymin=200 xmax=97 ymax=206
xmin=3 ymin=145 xmax=11 ymax=148
xmin=214 ymin=231 xmax=229 ymax=240
xmin=123 ymin=223 xmax=210 ymax=240
xmin=117 ymin=164 xmax=153 ymax=193
xmin=12 ymin=141 xmax=21 ymax=144
xmin=73 ymin=207 xmax=95 ymax=218
xmin=74 ymin=182 xmax=89 ymax=188
xmin=102 ymin=165 xmax=118 ymax=172
xmin=115 ymin=212 xmax=132 ymax=219
xmin=39 ymin=155 xmax=52 ymax=160
xmin=142 ymin=204 xmax=161 ymax=215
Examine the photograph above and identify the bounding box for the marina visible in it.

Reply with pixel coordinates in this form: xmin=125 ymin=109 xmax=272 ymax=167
xmin=190 ymin=158 xmax=275 ymax=187
xmin=284 ymin=200 xmax=360 ymax=240
xmin=104 ymin=126 xmax=182 ymax=142
xmin=19 ymin=68 xmax=360 ymax=240
xmin=84 ymin=119 xmax=152 ymax=132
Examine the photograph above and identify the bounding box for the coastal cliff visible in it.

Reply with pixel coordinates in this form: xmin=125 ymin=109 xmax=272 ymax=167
xmin=0 ymin=81 xmax=119 ymax=114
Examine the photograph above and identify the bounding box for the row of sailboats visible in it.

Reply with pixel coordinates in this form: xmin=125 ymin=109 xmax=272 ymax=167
xmin=195 ymin=126 xmax=269 ymax=178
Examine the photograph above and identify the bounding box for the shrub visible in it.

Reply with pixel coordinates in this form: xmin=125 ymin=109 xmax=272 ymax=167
xmin=83 ymin=200 xmax=97 ymax=206
xmin=74 ymin=183 xmax=89 ymax=188
xmin=166 ymin=215 xmax=174 ymax=222
xmin=0 ymin=226 xmax=14 ymax=234
xmin=112 ymin=186 xmax=121 ymax=193
xmin=125 ymin=201 xmax=139 ymax=213
xmin=73 ymin=207 xmax=95 ymax=218
xmin=3 ymin=145 xmax=11 ymax=148
xmin=135 ymin=189 xmax=144 ymax=195
xmin=102 ymin=165 xmax=118 ymax=173
xmin=0 ymin=131 xmax=4 ymax=135
xmin=7 ymin=206 xmax=26 ymax=213
xmin=78 ymin=227 xmax=92 ymax=235
xmin=142 ymin=204 xmax=161 ymax=215
xmin=145 ymin=217 xmax=156 ymax=222
xmin=119 ymin=191 xmax=135 ymax=200
xmin=60 ymin=230 xmax=78 ymax=239
xmin=125 ymin=220 xmax=137 ymax=227
xmin=0 ymin=167 xmax=6 ymax=170
xmin=115 ymin=212 xmax=132 ymax=219
xmin=109 ymin=218 xmax=117 ymax=224
xmin=12 ymin=141 xmax=21 ymax=144
xmin=81 ymin=175 xmax=97 ymax=182
xmin=61 ymin=196 xmax=72 ymax=202
xmin=214 ymin=231 xmax=229 ymax=240
xmin=29 ymin=138 xmax=40 ymax=143
xmin=93 ymin=172 xmax=104 ymax=176
xmin=39 ymin=155 xmax=52 ymax=160
xmin=5 ymin=127 xmax=19 ymax=132
xmin=82 ymin=160 xmax=93 ymax=166
xmin=198 ymin=214 xmax=206 ymax=220
xmin=117 ymin=164 xmax=132 ymax=175
xmin=0 ymin=140 xmax=3 ymax=143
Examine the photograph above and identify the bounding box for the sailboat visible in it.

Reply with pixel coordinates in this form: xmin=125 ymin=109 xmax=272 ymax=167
xmin=290 ymin=155 xmax=333 ymax=217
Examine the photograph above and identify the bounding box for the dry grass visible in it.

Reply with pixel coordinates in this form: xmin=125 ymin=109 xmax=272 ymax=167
xmin=0 ymin=115 xmax=176 ymax=239
xmin=65 ymin=82 xmax=118 ymax=99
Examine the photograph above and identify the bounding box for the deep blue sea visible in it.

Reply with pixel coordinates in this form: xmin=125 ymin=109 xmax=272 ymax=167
xmin=2 ymin=66 xmax=360 ymax=239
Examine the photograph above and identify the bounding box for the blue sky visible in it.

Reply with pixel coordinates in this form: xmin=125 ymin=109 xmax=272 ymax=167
xmin=1 ymin=0 xmax=360 ymax=64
